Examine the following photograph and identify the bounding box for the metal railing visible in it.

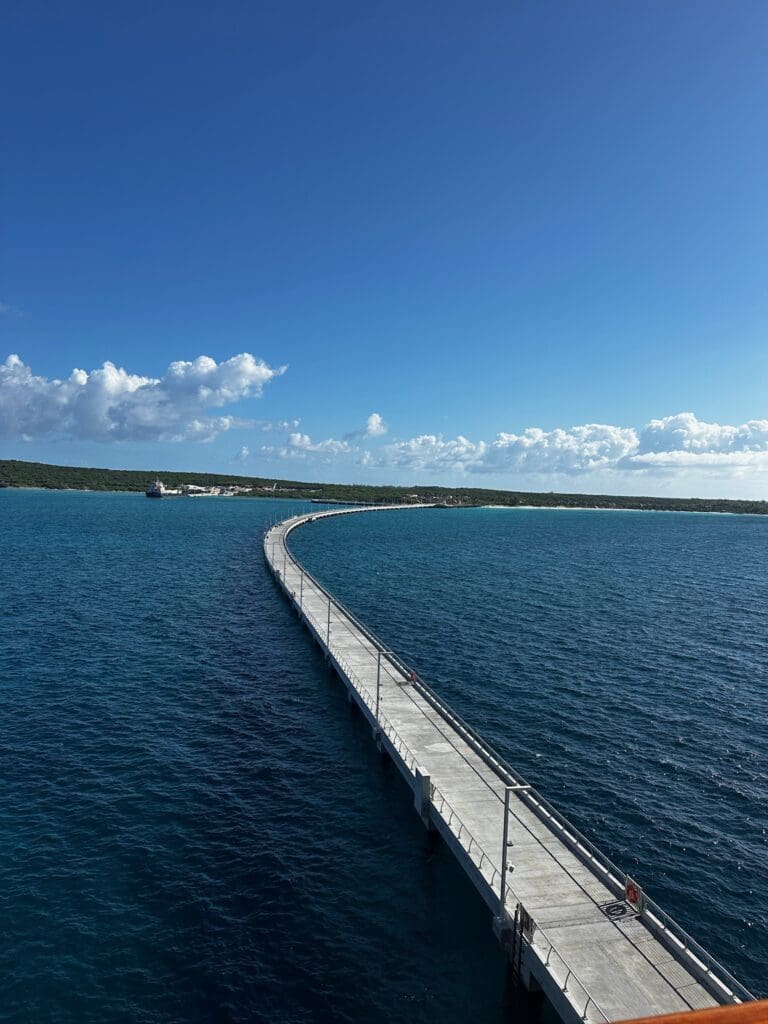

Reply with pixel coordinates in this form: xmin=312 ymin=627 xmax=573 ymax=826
xmin=267 ymin=526 xmax=616 ymax=1021
xmin=430 ymin=786 xmax=502 ymax=891
xmin=263 ymin=512 xmax=755 ymax=1008
xmin=265 ymin=523 xmax=638 ymax=1019
xmin=531 ymin=923 xmax=611 ymax=1023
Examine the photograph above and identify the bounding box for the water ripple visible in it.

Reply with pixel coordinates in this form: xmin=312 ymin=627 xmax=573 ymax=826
xmin=292 ymin=505 xmax=768 ymax=997
xmin=0 ymin=492 xmax=515 ymax=1024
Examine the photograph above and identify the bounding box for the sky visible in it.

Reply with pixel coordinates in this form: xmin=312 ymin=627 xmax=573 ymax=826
xmin=2 ymin=1 xmax=767 ymax=497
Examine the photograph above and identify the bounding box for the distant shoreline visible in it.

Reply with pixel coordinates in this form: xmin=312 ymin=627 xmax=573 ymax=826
xmin=1 ymin=488 xmax=762 ymax=519
xmin=2 ymin=458 xmax=767 ymax=516
xmin=2 ymin=486 xmax=764 ymax=517
xmin=479 ymin=504 xmax=748 ymax=516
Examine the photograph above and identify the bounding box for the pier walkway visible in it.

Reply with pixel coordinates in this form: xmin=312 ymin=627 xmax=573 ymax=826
xmin=264 ymin=505 xmax=753 ymax=1024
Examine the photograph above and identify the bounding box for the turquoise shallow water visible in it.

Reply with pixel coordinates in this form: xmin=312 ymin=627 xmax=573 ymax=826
xmin=1 ymin=491 xmax=766 ymax=1022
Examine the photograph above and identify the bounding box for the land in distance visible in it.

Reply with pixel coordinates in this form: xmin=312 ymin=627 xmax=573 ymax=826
xmin=2 ymin=458 xmax=768 ymax=516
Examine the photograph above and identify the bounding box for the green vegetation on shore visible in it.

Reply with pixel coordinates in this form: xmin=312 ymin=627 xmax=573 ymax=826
xmin=2 ymin=458 xmax=768 ymax=515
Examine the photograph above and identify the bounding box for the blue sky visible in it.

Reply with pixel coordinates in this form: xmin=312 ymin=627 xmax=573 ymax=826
xmin=2 ymin=1 xmax=767 ymax=496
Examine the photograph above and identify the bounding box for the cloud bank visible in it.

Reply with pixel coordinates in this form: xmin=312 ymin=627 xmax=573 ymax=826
xmin=285 ymin=432 xmax=351 ymax=455
xmin=375 ymin=424 xmax=638 ymax=475
xmin=252 ymin=410 xmax=768 ymax=482
xmin=371 ymin=414 xmax=768 ymax=477
xmin=4 ymin=352 xmax=767 ymax=484
xmin=269 ymin=412 xmax=388 ymax=461
xmin=0 ymin=353 xmax=285 ymax=442
xmin=630 ymin=413 xmax=768 ymax=468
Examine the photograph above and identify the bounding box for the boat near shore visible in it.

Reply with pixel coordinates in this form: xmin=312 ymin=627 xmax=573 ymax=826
xmin=145 ymin=479 xmax=251 ymax=498
xmin=145 ymin=479 xmax=182 ymax=498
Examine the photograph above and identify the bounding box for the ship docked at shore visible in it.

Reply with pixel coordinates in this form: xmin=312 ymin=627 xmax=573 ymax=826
xmin=145 ymin=479 xmax=250 ymax=498
xmin=145 ymin=479 xmax=182 ymax=498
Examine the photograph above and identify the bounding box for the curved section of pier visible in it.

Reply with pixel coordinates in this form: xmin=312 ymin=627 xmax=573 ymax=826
xmin=264 ymin=505 xmax=753 ymax=1024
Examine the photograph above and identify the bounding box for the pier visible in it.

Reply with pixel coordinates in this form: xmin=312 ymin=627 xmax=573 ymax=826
xmin=264 ymin=505 xmax=754 ymax=1024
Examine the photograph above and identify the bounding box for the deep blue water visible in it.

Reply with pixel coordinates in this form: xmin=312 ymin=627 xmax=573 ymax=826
xmin=292 ymin=505 xmax=768 ymax=998
xmin=0 ymin=491 xmax=766 ymax=1023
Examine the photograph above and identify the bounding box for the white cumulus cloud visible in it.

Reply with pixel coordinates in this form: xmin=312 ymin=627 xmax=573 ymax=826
xmin=343 ymin=411 xmax=389 ymax=441
xmin=376 ymin=433 xmax=485 ymax=472
xmin=0 ymin=353 xmax=285 ymax=443
xmin=264 ymin=412 xmax=388 ymax=462
xmin=365 ymin=412 xmax=387 ymax=437
xmin=373 ymin=414 xmax=768 ymax=479
xmin=479 ymin=424 xmax=639 ymax=474
xmin=281 ymin=432 xmax=351 ymax=458
xmin=628 ymin=413 xmax=768 ymax=469
xmin=375 ymin=424 xmax=636 ymax=475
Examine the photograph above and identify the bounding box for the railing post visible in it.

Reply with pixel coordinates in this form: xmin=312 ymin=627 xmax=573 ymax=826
xmin=300 ymin=569 xmax=304 ymax=608
xmin=326 ymin=594 xmax=331 ymax=645
xmin=283 ymin=548 xmax=287 ymax=578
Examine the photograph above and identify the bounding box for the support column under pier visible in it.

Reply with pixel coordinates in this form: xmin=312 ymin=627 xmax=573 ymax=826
xmin=414 ymin=766 xmax=435 ymax=831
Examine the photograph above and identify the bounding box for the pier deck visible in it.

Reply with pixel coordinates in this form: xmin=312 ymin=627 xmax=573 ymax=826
xmin=264 ymin=505 xmax=753 ymax=1024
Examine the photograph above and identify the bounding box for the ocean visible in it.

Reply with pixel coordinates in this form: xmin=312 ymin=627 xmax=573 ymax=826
xmin=1 ymin=490 xmax=765 ymax=1022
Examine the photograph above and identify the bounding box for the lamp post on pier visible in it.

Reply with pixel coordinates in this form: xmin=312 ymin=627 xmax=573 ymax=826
xmin=499 ymin=786 xmax=513 ymax=919
xmin=375 ymin=650 xmax=393 ymax=735
xmin=498 ymin=783 xmax=531 ymax=925
xmin=376 ymin=651 xmax=383 ymax=722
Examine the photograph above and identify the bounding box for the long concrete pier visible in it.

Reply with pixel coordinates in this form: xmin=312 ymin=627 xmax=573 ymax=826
xmin=264 ymin=505 xmax=754 ymax=1024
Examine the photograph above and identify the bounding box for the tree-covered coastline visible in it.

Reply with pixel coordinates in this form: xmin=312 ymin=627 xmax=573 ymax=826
xmin=2 ymin=458 xmax=767 ymax=515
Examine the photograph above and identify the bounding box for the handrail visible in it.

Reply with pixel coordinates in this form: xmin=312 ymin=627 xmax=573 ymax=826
xmin=529 ymin=920 xmax=611 ymax=1023
xmin=265 ymin=511 xmax=755 ymax=1007
xmin=429 ymin=785 xmax=502 ymax=890
xmin=267 ymin=521 xmax=666 ymax=1019
xmin=267 ymin=525 xmax=622 ymax=1021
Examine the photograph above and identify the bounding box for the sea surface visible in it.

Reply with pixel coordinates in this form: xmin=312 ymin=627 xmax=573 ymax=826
xmin=1 ymin=491 xmax=766 ymax=1023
